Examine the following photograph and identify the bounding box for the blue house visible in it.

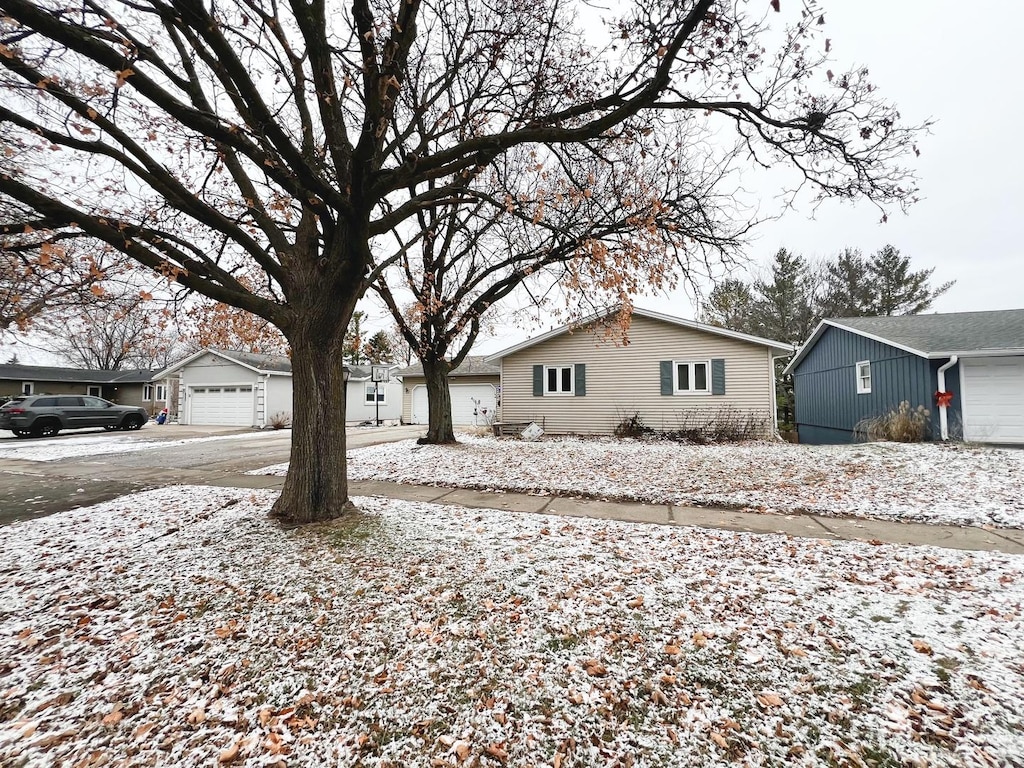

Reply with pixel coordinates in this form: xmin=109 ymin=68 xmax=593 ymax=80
xmin=784 ymin=310 xmax=1024 ymax=445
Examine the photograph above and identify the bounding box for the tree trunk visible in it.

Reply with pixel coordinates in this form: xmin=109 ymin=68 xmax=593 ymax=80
xmin=421 ymin=357 xmax=456 ymax=444
xmin=271 ymin=325 xmax=354 ymax=524
xmin=266 ymin=208 xmax=369 ymax=524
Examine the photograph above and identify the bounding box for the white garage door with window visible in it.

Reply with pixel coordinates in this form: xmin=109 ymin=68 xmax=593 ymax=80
xmin=961 ymin=356 xmax=1024 ymax=444
xmin=411 ymin=384 xmax=496 ymax=425
xmin=189 ymin=385 xmax=255 ymax=426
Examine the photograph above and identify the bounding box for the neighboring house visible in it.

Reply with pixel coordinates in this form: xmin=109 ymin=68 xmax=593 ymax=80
xmin=345 ymin=365 xmax=403 ymax=424
xmin=397 ymin=356 xmax=500 ymax=426
xmin=154 ymin=349 xmax=293 ymax=428
xmin=486 ymin=308 xmax=793 ymax=436
xmin=0 ymin=364 xmax=166 ymax=413
xmin=784 ymin=309 xmax=1024 ymax=445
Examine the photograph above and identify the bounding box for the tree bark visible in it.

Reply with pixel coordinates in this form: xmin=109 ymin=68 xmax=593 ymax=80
xmin=420 ymin=357 xmax=456 ymax=444
xmin=271 ymin=325 xmax=353 ymax=524
xmin=271 ymin=223 xmax=364 ymax=525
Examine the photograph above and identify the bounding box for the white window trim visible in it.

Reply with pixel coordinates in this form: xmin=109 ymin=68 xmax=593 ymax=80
xmin=144 ymin=384 xmax=154 ymax=400
xmin=673 ymin=360 xmax=711 ymax=395
xmin=21 ymin=382 xmax=34 ymax=395
xmin=544 ymin=365 xmax=574 ymax=395
xmin=86 ymin=385 xmax=101 ymax=397
xmin=156 ymin=384 xmax=167 ymax=402
xmin=364 ymin=382 xmax=387 ymax=405
xmin=856 ymin=360 xmax=872 ymax=394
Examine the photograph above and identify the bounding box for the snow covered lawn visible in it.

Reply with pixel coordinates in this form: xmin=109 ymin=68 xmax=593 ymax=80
xmin=319 ymin=436 xmax=1024 ymax=529
xmin=1 ymin=486 xmax=1022 ymax=767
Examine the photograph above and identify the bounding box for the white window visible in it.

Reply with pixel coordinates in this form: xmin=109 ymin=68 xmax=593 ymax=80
xmin=144 ymin=384 xmax=154 ymax=400
xmin=545 ymin=365 xmax=574 ymax=395
xmin=856 ymin=361 xmax=872 ymax=394
xmin=156 ymin=384 xmax=167 ymax=401
xmin=87 ymin=385 xmax=101 ymax=397
xmin=365 ymin=382 xmax=386 ymax=404
xmin=21 ymin=382 xmax=33 ymax=395
xmin=674 ymin=361 xmax=710 ymax=393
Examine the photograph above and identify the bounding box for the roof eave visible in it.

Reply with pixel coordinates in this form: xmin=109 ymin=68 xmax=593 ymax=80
xmin=486 ymin=306 xmax=795 ymax=361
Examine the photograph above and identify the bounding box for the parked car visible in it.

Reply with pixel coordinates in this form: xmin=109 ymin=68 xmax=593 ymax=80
xmin=0 ymin=395 xmax=149 ymax=438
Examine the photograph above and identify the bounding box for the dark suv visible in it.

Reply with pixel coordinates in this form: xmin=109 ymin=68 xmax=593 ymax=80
xmin=0 ymin=395 xmax=149 ymax=438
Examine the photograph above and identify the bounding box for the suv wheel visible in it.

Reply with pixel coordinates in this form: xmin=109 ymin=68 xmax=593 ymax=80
xmin=122 ymin=414 xmax=145 ymax=431
xmin=31 ymin=419 xmax=61 ymax=438
xmin=12 ymin=429 xmax=32 ymax=438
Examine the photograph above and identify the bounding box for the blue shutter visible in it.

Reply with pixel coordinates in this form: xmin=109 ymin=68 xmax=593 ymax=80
xmin=574 ymin=364 xmax=586 ymax=396
xmin=660 ymin=361 xmax=673 ymax=395
xmin=711 ymin=358 xmax=726 ymax=395
xmin=533 ymin=365 xmax=544 ymax=396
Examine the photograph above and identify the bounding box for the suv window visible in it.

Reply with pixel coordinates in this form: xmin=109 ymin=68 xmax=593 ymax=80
xmin=33 ymin=397 xmax=58 ymax=407
xmin=82 ymin=396 xmax=110 ymax=408
xmin=57 ymin=396 xmax=84 ymax=407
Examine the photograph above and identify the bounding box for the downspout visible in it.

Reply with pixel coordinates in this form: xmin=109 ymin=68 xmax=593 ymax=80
xmin=936 ymin=355 xmax=958 ymax=440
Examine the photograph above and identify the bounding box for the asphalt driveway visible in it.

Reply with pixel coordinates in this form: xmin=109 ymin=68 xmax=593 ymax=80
xmin=0 ymin=424 xmax=424 ymax=525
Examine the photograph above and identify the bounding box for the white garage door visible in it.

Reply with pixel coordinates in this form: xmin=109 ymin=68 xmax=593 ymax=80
xmin=189 ymin=385 xmax=255 ymax=426
xmin=961 ymin=357 xmax=1024 ymax=444
xmin=411 ymin=384 xmax=497 ymax=425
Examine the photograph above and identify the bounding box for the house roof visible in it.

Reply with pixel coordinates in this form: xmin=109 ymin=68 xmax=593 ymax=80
xmin=396 ymin=355 xmax=500 ymax=378
xmin=0 ymin=363 xmax=157 ymax=384
xmin=784 ymin=309 xmax=1024 ymax=374
xmin=154 ymin=348 xmax=293 ymax=378
xmin=484 ymin=306 xmax=795 ymax=360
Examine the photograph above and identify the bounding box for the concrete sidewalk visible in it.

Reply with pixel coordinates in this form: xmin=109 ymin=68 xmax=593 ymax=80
xmin=4 ymin=450 xmax=1023 ymax=553
xmin=186 ymin=469 xmax=1024 ymax=554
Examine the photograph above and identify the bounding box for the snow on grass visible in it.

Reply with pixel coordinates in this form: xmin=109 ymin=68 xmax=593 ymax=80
xmin=302 ymin=436 xmax=1024 ymax=529
xmin=0 ymin=428 xmax=282 ymax=462
xmin=1 ymin=486 xmax=1022 ymax=767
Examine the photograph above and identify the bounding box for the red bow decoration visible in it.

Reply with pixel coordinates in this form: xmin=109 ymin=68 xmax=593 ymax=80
xmin=934 ymin=390 xmax=954 ymax=408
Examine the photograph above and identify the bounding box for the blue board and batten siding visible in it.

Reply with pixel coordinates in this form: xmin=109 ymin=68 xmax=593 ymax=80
xmin=792 ymin=325 xmax=961 ymax=444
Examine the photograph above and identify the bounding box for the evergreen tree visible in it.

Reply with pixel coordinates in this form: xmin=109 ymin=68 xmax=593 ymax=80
xmin=867 ymin=245 xmax=954 ymax=315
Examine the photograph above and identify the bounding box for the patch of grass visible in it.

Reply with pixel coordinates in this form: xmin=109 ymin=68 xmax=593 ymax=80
xmin=321 ymin=513 xmax=386 ymax=547
xmin=869 ymin=615 xmax=892 ymax=623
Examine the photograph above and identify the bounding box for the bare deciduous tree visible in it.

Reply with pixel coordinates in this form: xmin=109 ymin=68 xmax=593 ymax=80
xmin=0 ymin=0 xmax=923 ymax=522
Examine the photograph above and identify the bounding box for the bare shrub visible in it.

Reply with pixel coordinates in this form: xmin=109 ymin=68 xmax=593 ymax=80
xmin=664 ymin=407 xmax=770 ymax=444
xmin=613 ymin=412 xmax=653 ymax=439
xmin=268 ymin=411 xmax=292 ymax=430
xmin=610 ymin=407 xmax=770 ymax=444
xmin=854 ymin=401 xmax=930 ymax=443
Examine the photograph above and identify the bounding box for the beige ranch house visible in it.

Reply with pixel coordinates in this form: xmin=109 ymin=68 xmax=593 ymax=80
xmin=487 ymin=308 xmax=794 ymax=436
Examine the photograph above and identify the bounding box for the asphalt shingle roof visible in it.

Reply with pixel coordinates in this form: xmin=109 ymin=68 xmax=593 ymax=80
xmin=0 ymin=364 xmax=157 ymax=383
xmin=397 ymin=355 xmax=499 ymax=378
xmin=830 ymin=309 xmax=1024 ymax=354
xmin=209 ymin=349 xmax=293 ymax=373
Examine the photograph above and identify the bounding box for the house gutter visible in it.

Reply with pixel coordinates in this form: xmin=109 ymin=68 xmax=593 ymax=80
xmin=936 ymin=355 xmax=958 ymax=440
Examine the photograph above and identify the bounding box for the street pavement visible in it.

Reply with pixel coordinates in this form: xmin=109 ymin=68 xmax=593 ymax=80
xmin=1 ymin=424 xmax=1022 ymax=554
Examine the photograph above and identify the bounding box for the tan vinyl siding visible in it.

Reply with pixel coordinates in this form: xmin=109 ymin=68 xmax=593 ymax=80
xmin=401 ymin=374 xmax=500 ymax=424
xmin=500 ymin=314 xmax=776 ymax=435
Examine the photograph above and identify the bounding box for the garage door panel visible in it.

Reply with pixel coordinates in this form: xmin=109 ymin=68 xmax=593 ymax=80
xmin=411 ymin=384 xmax=496 ymax=426
xmin=961 ymin=357 xmax=1024 ymax=444
xmin=189 ymin=385 xmax=254 ymax=426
